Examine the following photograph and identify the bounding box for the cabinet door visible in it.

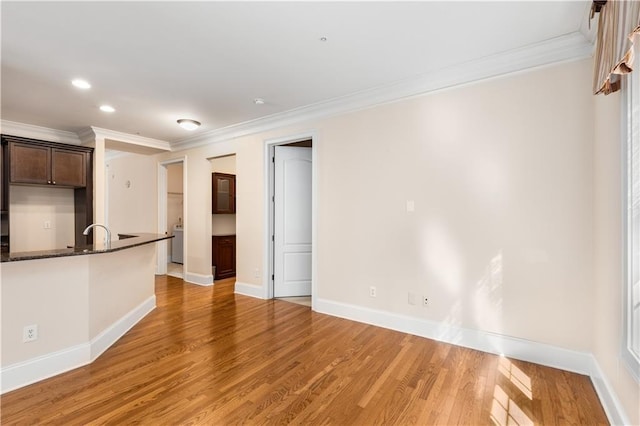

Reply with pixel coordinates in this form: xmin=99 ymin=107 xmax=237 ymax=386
xmin=212 ymin=173 xmax=235 ymax=214
xmin=52 ymin=149 xmax=86 ymax=187
xmin=9 ymin=142 xmax=50 ymax=185
xmin=212 ymin=235 xmax=236 ymax=279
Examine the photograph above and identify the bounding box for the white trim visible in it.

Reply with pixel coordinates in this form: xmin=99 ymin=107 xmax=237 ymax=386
xmin=79 ymin=126 xmax=171 ymax=152
xmin=184 ymin=272 xmax=213 ymax=286
xmin=314 ymin=297 xmax=627 ymax=425
xmin=157 ymin=163 xmax=168 ymax=275
xmin=89 ymin=295 xmax=156 ymax=360
xmin=590 ymin=357 xmax=631 ymax=426
xmin=172 ymin=32 xmax=592 ymax=152
xmin=0 ymin=343 xmax=90 ymax=394
xmin=234 ymin=281 xmax=265 ymax=299
xmin=0 ymin=119 xmax=81 ymax=145
xmin=0 ymin=295 xmax=156 ymax=394
xmin=157 ymin=157 xmax=187 ymax=277
xmin=263 ymin=131 xmax=318 ymax=302
xmin=621 ymin=42 xmax=640 ymax=383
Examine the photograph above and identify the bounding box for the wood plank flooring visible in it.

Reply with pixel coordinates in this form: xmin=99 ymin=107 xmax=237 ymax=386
xmin=1 ymin=275 xmax=608 ymax=425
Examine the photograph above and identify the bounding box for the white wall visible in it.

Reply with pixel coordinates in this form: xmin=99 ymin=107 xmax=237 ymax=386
xmin=159 ymin=58 xmax=596 ymax=347
xmin=9 ymin=186 xmax=75 ymax=252
xmin=106 ymin=153 xmax=158 ymax=237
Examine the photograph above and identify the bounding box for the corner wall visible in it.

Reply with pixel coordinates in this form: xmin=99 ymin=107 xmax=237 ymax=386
xmin=157 ymin=58 xmax=638 ymax=421
xmin=593 ymin=90 xmax=640 ymax=425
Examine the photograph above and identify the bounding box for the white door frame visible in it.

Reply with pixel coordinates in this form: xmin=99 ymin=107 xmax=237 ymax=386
xmin=157 ymin=157 xmax=187 ymax=275
xmin=263 ymin=132 xmax=317 ymax=309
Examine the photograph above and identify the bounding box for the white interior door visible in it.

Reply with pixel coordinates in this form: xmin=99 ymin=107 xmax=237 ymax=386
xmin=274 ymin=146 xmax=312 ymax=297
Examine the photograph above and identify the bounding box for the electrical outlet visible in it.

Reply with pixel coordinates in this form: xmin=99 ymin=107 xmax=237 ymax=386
xmin=43 ymin=220 xmax=51 ymax=229
xmin=408 ymin=292 xmax=417 ymax=305
xmin=423 ymin=296 xmax=429 ymax=307
xmin=369 ymin=286 xmax=377 ymax=298
xmin=254 ymin=268 xmax=260 ymax=279
xmin=23 ymin=324 xmax=38 ymax=342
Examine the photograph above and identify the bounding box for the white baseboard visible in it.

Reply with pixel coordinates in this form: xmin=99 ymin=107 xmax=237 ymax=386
xmin=90 ymin=295 xmax=156 ymax=360
xmin=0 ymin=343 xmax=90 ymax=394
xmin=184 ymin=272 xmax=213 ymax=286
xmin=589 ymin=356 xmax=630 ymax=426
xmin=1 ymin=296 xmax=156 ymax=394
xmin=314 ymin=297 xmax=627 ymax=425
xmin=234 ymin=281 xmax=265 ymax=299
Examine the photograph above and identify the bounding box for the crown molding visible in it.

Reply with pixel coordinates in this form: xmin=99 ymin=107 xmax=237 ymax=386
xmin=579 ymin=1 xmax=598 ymax=44
xmin=79 ymin=126 xmax=171 ymax=153
xmin=0 ymin=120 xmax=81 ymax=145
xmin=172 ymin=31 xmax=594 ymax=152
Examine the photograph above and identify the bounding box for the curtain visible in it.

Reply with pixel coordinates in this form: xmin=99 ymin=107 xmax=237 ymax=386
xmin=593 ymin=0 xmax=640 ymax=95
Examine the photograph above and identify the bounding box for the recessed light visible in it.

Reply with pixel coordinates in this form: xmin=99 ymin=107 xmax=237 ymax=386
xmin=254 ymin=98 xmax=265 ymax=105
xmin=177 ymin=119 xmax=201 ymax=131
xmin=72 ymin=79 xmax=91 ymax=89
xmin=100 ymin=105 xmax=115 ymax=113
xmin=320 ymin=36 xmax=327 ymax=42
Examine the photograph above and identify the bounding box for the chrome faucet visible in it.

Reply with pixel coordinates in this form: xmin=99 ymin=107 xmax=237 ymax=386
xmin=82 ymin=223 xmax=112 ymax=249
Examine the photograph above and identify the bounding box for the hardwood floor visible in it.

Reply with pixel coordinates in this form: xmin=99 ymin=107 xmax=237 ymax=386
xmin=1 ymin=275 xmax=608 ymax=425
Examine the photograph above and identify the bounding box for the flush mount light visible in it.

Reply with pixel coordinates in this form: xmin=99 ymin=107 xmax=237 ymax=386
xmin=72 ymin=79 xmax=91 ymax=89
xmin=100 ymin=105 xmax=115 ymax=113
xmin=254 ymin=98 xmax=265 ymax=105
xmin=319 ymin=36 xmax=328 ymax=42
xmin=177 ymin=119 xmax=201 ymax=131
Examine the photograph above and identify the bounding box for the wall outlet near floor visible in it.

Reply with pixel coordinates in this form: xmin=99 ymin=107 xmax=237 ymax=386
xmin=408 ymin=292 xmax=417 ymax=305
xmin=369 ymin=286 xmax=377 ymax=298
xmin=23 ymin=324 xmax=38 ymax=342
xmin=254 ymin=268 xmax=260 ymax=279
xmin=43 ymin=220 xmax=51 ymax=229
xmin=423 ymin=296 xmax=429 ymax=307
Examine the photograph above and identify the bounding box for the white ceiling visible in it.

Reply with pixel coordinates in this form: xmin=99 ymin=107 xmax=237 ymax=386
xmin=1 ymin=1 xmax=592 ymax=146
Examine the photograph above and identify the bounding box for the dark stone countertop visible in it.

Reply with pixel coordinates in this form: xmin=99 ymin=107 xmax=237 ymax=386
xmin=1 ymin=233 xmax=173 ymax=263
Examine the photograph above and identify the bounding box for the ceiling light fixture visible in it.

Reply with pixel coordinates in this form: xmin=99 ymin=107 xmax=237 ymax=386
xmin=254 ymin=98 xmax=265 ymax=105
xmin=72 ymin=79 xmax=91 ymax=89
xmin=320 ymin=36 xmax=327 ymax=42
xmin=177 ymin=119 xmax=201 ymax=131
xmin=100 ymin=105 xmax=115 ymax=113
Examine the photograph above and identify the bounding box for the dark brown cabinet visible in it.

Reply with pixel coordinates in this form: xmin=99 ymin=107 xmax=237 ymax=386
xmin=1 ymin=142 xmax=7 ymax=253
xmin=212 ymin=173 xmax=235 ymax=214
xmin=9 ymin=141 xmax=87 ymax=188
xmin=1 ymin=134 xmax=94 ymax=251
xmin=212 ymin=235 xmax=236 ymax=280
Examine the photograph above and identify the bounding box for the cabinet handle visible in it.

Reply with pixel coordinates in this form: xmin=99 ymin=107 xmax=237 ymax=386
xmin=52 ymin=181 xmax=56 ymax=185
xmin=47 ymin=180 xmax=51 ymax=184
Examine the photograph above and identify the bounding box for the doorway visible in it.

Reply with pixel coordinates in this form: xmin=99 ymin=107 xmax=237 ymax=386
xmin=157 ymin=158 xmax=186 ymax=277
xmin=267 ymin=136 xmax=315 ymax=307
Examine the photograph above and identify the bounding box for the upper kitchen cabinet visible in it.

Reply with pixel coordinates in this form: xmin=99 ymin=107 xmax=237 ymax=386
xmin=2 ymin=135 xmax=94 ymax=248
xmin=212 ymin=172 xmax=235 ymax=214
xmin=7 ymin=137 xmax=89 ymax=188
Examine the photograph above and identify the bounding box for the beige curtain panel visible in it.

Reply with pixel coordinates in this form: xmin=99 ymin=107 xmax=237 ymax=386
xmin=593 ymin=0 xmax=640 ymax=95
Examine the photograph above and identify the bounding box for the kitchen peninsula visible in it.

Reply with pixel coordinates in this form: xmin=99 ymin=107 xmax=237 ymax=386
xmin=1 ymin=233 xmax=172 ymax=393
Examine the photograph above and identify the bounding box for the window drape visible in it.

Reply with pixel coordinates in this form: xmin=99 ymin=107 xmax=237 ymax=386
xmin=593 ymin=0 xmax=640 ymax=95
